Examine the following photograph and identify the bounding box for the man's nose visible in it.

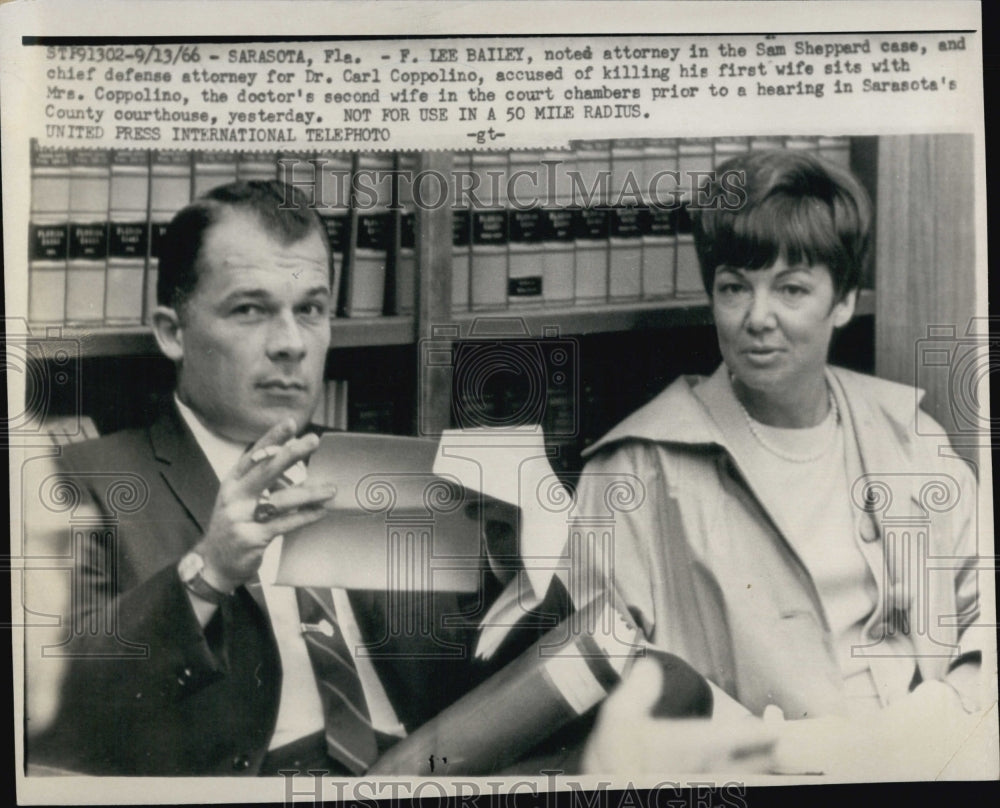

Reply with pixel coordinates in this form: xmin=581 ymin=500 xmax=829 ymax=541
xmin=744 ymin=290 xmax=777 ymax=332
xmin=266 ymin=311 xmax=307 ymax=361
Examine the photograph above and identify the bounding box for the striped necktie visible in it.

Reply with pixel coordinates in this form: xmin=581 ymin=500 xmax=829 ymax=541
xmin=249 ymin=458 xmax=379 ymax=774
xmin=296 ymin=585 xmax=379 ymax=774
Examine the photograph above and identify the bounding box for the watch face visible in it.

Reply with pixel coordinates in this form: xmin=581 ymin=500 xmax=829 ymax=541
xmin=178 ymin=552 xmax=205 ymax=582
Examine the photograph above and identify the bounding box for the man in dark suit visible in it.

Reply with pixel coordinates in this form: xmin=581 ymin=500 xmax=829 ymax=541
xmin=28 ymin=180 xmax=502 ymax=776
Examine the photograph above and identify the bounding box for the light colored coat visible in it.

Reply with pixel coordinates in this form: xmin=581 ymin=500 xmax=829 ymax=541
xmin=575 ymin=365 xmax=987 ymax=718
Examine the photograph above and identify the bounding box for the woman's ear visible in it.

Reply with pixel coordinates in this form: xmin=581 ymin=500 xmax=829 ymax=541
xmin=151 ymin=306 xmax=184 ymax=362
xmin=832 ymin=288 xmax=858 ymax=328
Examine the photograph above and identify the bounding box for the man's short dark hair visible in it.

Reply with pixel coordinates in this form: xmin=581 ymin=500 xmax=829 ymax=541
xmin=692 ymin=149 xmax=872 ymax=299
xmin=157 ymin=180 xmax=330 ymax=310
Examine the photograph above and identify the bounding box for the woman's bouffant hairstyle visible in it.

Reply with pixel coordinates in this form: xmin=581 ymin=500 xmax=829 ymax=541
xmin=692 ymin=149 xmax=872 ymax=299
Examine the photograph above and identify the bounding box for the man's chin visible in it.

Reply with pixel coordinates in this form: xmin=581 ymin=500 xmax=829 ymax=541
xmin=234 ymin=407 xmax=313 ymax=442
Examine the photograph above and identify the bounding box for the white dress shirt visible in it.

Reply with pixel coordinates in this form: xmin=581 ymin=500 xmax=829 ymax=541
xmin=175 ymin=397 xmax=406 ymax=746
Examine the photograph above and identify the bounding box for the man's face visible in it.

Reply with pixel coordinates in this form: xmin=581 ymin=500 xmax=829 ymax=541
xmin=165 ymin=209 xmax=331 ymax=443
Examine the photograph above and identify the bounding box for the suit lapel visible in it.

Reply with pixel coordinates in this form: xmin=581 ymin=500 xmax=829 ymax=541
xmin=149 ymin=403 xmax=220 ymax=534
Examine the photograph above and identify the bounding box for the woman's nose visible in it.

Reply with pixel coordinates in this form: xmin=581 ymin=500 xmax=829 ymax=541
xmin=744 ymin=291 xmax=777 ymax=332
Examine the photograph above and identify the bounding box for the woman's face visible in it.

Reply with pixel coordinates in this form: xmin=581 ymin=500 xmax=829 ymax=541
xmin=711 ymin=258 xmax=856 ymax=400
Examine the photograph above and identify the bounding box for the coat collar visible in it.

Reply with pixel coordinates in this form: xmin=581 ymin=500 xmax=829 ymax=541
xmin=584 ymin=364 xmax=923 ymax=460
xmin=582 ymin=364 xmax=926 ymax=573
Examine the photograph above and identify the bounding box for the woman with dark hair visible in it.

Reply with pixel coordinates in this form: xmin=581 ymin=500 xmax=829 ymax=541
xmin=577 ymin=149 xmax=985 ymax=774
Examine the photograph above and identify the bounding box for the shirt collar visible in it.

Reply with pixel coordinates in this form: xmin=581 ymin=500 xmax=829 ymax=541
xmin=173 ymin=394 xmax=247 ymax=482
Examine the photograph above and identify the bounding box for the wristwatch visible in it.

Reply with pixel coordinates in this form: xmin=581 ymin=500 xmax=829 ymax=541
xmin=178 ymin=551 xmax=233 ymax=606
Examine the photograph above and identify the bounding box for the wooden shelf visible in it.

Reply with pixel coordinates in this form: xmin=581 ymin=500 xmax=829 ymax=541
xmin=453 ymin=297 xmax=714 ymax=336
xmin=31 ymin=316 xmax=417 ymax=359
xmin=450 ymin=288 xmax=876 ymax=339
xmin=29 ymin=290 xmax=875 ymax=359
xmin=328 ymin=316 xmax=415 ymax=349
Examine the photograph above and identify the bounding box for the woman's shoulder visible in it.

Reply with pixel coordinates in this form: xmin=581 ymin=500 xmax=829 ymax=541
xmin=582 ymin=373 xmax=723 ymax=462
xmin=828 ymin=365 xmax=926 ymax=431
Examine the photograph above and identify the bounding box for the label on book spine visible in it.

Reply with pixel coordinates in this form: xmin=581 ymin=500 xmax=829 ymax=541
xmin=69 ymin=223 xmax=108 ymax=259
xmin=30 ymin=224 xmax=68 ymax=261
xmin=452 ymin=209 xmax=471 ymax=246
xmin=573 ymin=207 xmax=609 ymax=240
xmin=321 ymin=213 xmax=350 ymax=253
xmin=109 ymin=222 xmax=148 ymax=258
xmin=356 ymin=212 xmax=391 ymax=250
xmin=609 ymin=206 xmax=648 ymax=238
xmin=508 ymin=208 xmax=543 ymax=300
xmin=542 ymin=208 xmax=574 ymax=241
xmin=647 ymin=205 xmax=677 ymax=237
xmin=472 ymin=210 xmax=508 ymax=245
xmin=400 ymin=212 xmax=416 ymax=250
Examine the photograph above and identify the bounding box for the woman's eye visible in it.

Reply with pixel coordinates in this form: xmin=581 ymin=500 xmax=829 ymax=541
xmin=716 ymin=282 xmax=747 ymax=296
xmin=779 ymin=285 xmax=809 ymax=299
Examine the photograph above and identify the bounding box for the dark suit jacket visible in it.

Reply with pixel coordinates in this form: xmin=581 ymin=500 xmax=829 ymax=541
xmin=29 ymin=404 xmax=527 ymax=776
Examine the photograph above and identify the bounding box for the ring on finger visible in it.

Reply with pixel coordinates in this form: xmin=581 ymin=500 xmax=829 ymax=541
xmin=253 ymin=497 xmax=280 ymax=524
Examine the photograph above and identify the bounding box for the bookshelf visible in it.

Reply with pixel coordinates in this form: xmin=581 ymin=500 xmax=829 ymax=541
xmin=40 ymin=316 xmax=418 ymax=359
xmin=34 ymin=291 xmax=878 ymax=361
xmin=27 ymin=136 xmax=926 ymax=471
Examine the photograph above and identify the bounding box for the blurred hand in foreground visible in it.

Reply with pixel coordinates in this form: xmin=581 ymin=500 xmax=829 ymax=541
xmin=582 ymin=659 xmax=778 ymax=774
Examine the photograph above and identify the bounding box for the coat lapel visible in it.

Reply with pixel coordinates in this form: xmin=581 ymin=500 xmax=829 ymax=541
xmin=690 ymin=365 xmax=817 ymax=561
xmin=148 ymin=402 xmax=220 ymax=534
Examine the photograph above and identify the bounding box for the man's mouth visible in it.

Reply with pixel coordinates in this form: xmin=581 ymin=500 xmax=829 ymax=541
xmin=257 ymin=380 xmax=307 ymax=392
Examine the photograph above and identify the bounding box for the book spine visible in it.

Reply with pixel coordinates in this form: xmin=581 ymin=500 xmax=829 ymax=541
xmin=349 ymin=396 xmax=396 ymax=434
xmin=393 ymin=152 xmax=419 ymax=315
xmin=315 ymin=151 xmax=352 ymax=316
xmin=817 ymin=135 xmax=852 ymax=169
xmin=313 ymin=378 xmax=329 ymax=427
xmin=192 ymin=150 xmax=237 ymax=198
xmin=713 ymin=136 xmax=750 ymax=168
xmin=344 ymin=152 xmax=392 ymax=317
xmin=236 ymin=150 xmax=278 ymax=182
xmin=506 ymin=150 xmax=545 ymax=307
xmin=105 ymin=150 xmax=150 ymax=325
xmin=608 ymin=140 xmax=645 ymax=302
xmin=749 ymin=135 xmax=786 ymax=153
xmin=66 ymin=150 xmax=110 ymax=325
xmin=572 ymin=140 xmax=611 ymax=305
xmin=675 ymin=138 xmax=713 ymax=296
xmin=541 ymin=148 xmax=575 ymax=307
xmin=641 ymin=139 xmax=677 ymax=300
xmin=334 ymin=379 xmax=349 ymax=431
xmin=469 ymin=151 xmax=509 ymax=310
xmin=28 ymin=144 xmax=71 ymax=325
xmin=146 ymin=151 xmax=192 ymax=320
xmin=450 ymin=153 xmax=472 ymax=313
xmin=784 ymin=135 xmax=820 ymax=152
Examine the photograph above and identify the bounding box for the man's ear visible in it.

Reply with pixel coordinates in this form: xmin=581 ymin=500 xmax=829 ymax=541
xmin=832 ymin=288 xmax=858 ymax=328
xmin=151 ymin=306 xmax=184 ymax=362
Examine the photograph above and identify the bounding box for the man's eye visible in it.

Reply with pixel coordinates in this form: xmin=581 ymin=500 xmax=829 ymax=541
xmin=297 ymin=302 xmax=328 ymax=318
xmin=231 ymin=303 xmax=265 ymax=317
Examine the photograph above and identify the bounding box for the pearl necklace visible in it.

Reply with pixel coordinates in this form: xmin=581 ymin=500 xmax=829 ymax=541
xmin=734 ymin=381 xmax=841 ymax=464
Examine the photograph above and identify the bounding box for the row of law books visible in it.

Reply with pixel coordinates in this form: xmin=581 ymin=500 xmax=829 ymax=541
xmin=27 ymin=136 xmax=852 ymax=327
xmin=451 ymin=135 xmax=851 ymax=311
xmin=26 ymin=144 xmax=398 ymax=327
